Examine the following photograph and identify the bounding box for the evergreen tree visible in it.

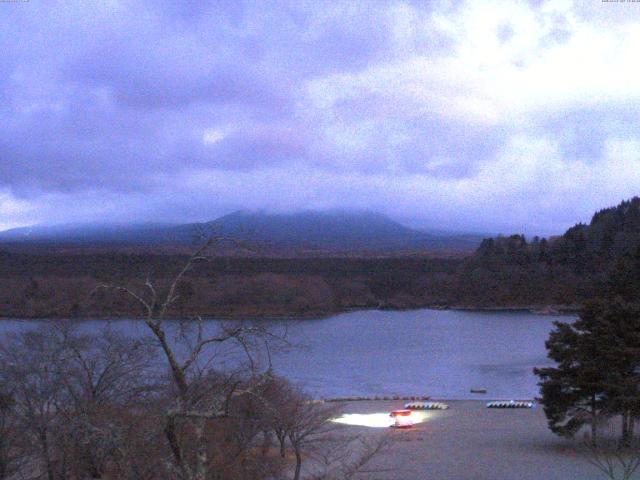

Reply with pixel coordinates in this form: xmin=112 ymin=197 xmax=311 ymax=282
xmin=535 ymin=298 xmax=640 ymax=445
xmin=534 ymin=311 xmax=607 ymax=445
xmin=586 ymin=299 xmax=640 ymax=444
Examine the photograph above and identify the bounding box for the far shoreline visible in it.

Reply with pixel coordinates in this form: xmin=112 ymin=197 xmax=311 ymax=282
xmin=0 ymin=303 xmax=581 ymax=322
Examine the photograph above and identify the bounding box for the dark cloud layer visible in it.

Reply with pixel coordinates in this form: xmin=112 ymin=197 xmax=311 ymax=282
xmin=1 ymin=0 xmax=639 ymax=235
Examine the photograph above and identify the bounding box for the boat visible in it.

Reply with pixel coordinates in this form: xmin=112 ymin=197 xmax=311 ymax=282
xmin=404 ymin=401 xmax=449 ymax=410
xmin=486 ymin=400 xmax=533 ymax=409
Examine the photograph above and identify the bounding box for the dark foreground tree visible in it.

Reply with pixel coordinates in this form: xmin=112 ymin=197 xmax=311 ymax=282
xmin=0 ymin=388 xmax=23 ymax=480
xmin=99 ymin=238 xmax=392 ymax=480
xmin=0 ymin=237 xmax=392 ymax=479
xmin=0 ymin=323 xmax=159 ymax=480
xmin=585 ymin=299 xmax=640 ymax=445
xmin=535 ymin=298 xmax=640 ymax=446
xmin=534 ymin=310 xmax=607 ymax=445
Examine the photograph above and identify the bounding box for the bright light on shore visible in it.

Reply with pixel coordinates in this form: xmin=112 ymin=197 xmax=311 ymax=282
xmin=331 ymin=411 xmax=430 ymax=428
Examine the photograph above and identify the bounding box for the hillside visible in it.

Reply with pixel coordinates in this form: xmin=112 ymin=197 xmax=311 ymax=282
xmin=0 ymin=210 xmax=484 ymax=254
xmin=474 ymin=196 xmax=640 ymax=272
xmin=0 ymin=223 xmax=178 ymax=245
xmin=452 ymin=197 xmax=640 ymax=307
xmin=186 ymin=210 xmax=482 ymax=252
xmin=2 ymin=198 xmax=639 ymax=320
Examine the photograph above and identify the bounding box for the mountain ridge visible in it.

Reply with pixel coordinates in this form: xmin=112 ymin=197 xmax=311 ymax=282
xmin=0 ymin=210 xmax=485 ymax=253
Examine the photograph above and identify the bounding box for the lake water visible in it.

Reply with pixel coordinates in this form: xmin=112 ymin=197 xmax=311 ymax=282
xmin=0 ymin=309 xmax=570 ymax=400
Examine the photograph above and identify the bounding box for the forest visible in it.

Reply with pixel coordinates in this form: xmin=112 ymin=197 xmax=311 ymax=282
xmin=1 ymin=197 xmax=640 ymax=319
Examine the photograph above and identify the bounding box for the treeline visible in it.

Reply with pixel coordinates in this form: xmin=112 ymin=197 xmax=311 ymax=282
xmin=456 ymin=197 xmax=640 ymax=307
xmin=0 ymin=255 xmax=460 ymax=319
xmin=3 ymin=197 xmax=640 ymax=319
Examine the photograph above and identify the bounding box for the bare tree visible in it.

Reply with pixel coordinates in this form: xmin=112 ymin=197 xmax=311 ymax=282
xmin=256 ymin=377 xmax=395 ymax=480
xmin=0 ymin=322 xmax=160 ymax=480
xmin=0 ymin=327 xmax=69 ymax=480
xmin=259 ymin=376 xmax=300 ymax=458
xmin=0 ymin=388 xmax=24 ymax=480
xmin=584 ymin=441 xmax=640 ymax=480
xmin=58 ymin=324 xmax=158 ymax=407
xmin=581 ymin=427 xmax=640 ymax=480
xmin=100 ymin=238 xmax=285 ymax=480
xmin=307 ymin=434 xmax=396 ymax=480
xmin=287 ymin=399 xmax=342 ymax=480
xmin=55 ymin=324 xmax=159 ymax=480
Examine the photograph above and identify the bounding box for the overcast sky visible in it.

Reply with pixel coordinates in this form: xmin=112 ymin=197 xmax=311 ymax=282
xmin=1 ymin=0 xmax=640 ymax=235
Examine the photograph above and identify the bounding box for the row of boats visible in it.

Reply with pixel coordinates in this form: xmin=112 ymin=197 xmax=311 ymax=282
xmin=403 ymin=400 xmax=534 ymax=410
xmin=486 ymin=400 xmax=534 ymax=408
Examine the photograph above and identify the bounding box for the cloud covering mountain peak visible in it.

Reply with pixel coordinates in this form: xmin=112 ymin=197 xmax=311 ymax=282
xmin=1 ymin=0 xmax=639 ymax=235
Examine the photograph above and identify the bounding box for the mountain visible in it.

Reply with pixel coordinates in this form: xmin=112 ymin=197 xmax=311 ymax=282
xmin=184 ymin=210 xmax=483 ymax=252
xmin=5 ymin=199 xmax=640 ymax=320
xmin=0 ymin=223 xmax=179 ymax=246
xmin=0 ymin=211 xmax=484 ymax=253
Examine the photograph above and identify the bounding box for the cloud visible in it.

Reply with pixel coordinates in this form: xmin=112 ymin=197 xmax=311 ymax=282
xmin=305 ymin=1 xmax=640 ymax=126
xmin=0 ymin=0 xmax=639 ymax=235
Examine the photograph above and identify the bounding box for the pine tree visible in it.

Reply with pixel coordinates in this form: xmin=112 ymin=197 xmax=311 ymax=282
xmin=535 ymin=298 xmax=640 ymax=445
xmin=586 ymin=299 xmax=640 ymax=444
xmin=534 ymin=312 xmax=607 ymax=445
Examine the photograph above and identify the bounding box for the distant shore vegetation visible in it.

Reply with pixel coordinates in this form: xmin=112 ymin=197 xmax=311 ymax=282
xmin=1 ymin=197 xmax=640 ymax=320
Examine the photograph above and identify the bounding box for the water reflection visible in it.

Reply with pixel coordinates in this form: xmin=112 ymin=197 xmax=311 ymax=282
xmin=0 ymin=309 xmax=570 ymax=399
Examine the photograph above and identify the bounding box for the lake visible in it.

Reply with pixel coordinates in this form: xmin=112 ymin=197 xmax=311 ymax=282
xmin=0 ymin=309 xmax=569 ymax=400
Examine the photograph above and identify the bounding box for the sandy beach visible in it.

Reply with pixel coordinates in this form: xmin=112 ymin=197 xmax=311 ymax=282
xmin=330 ymin=400 xmax=610 ymax=480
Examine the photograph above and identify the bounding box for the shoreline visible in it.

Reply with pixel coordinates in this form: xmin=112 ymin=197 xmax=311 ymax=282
xmin=329 ymin=399 xmax=595 ymax=479
xmin=0 ymin=303 xmax=580 ymax=322
xmin=321 ymin=396 xmax=537 ymax=403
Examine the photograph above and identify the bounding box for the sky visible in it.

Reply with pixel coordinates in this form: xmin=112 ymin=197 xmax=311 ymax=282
xmin=1 ymin=0 xmax=640 ymax=236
